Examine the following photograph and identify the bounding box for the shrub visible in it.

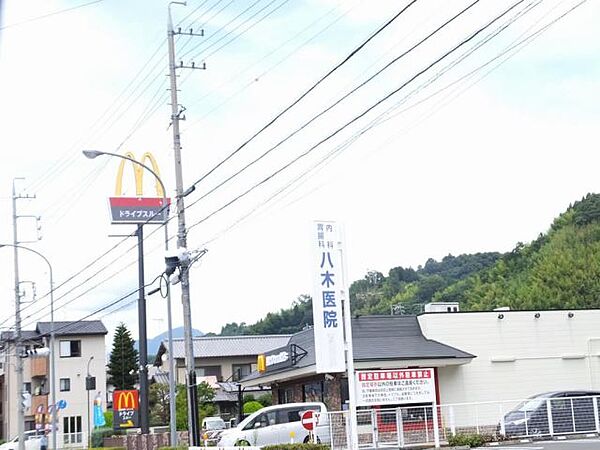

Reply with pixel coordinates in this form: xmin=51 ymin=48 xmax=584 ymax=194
xmin=91 ymin=427 xmax=115 ymax=448
xmin=257 ymin=393 xmax=273 ymax=407
xmin=243 ymin=394 xmax=256 ymax=404
xmin=447 ymin=433 xmax=487 ymax=447
xmin=262 ymin=445 xmax=329 ymax=450
xmin=157 ymin=447 xmax=189 ymax=450
xmin=104 ymin=411 xmax=113 ymax=429
xmin=243 ymin=400 xmax=263 ymax=414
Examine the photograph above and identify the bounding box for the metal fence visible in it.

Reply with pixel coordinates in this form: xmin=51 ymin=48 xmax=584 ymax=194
xmin=326 ymin=395 xmax=600 ymax=448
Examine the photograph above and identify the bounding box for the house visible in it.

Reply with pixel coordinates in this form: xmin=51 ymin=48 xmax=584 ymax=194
xmin=0 ymin=320 xmax=108 ymax=442
xmin=154 ymin=334 xmax=292 ymax=384
xmin=153 ymin=334 xmax=291 ymax=420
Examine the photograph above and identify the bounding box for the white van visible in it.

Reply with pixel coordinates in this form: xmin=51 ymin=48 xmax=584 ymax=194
xmin=217 ymin=402 xmax=329 ymax=447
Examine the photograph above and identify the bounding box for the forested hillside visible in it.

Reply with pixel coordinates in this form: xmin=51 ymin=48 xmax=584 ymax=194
xmin=217 ymin=193 xmax=600 ymax=336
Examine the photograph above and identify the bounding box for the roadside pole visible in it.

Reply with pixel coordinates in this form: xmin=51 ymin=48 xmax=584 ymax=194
xmin=338 ymin=225 xmax=359 ymax=450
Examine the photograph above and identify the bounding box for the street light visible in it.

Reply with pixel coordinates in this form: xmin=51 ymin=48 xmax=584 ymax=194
xmin=86 ymin=356 xmax=94 ymax=449
xmin=0 ymin=244 xmax=56 ymax=450
xmin=82 ymin=150 xmax=177 ymax=445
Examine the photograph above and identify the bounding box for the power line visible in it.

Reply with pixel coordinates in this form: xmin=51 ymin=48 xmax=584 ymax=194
xmin=0 ymin=0 xmax=104 ymax=31
xmin=181 ymin=0 xmax=284 ymax=61
xmin=180 ymin=0 xmax=353 ymax=127
xmin=183 ymin=0 xmax=531 ymax=233
xmin=184 ymin=0 xmax=481 ymax=213
xmin=198 ymin=0 xmax=582 ymax=248
xmin=186 ymin=0 xmax=420 ymax=191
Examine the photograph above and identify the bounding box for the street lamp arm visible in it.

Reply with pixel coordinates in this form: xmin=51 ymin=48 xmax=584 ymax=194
xmin=0 ymin=244 xmax=52 ymax=276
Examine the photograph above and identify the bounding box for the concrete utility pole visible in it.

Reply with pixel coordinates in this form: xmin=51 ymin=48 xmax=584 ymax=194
xmin=167 ymin=2 xmax=205 ymax=444
xmin=12 ymin=179 xmax=36 ymax=450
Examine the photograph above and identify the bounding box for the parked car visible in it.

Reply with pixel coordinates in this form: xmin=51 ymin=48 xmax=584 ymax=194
xmin=201 ymin=416 xmax=227 ymax=445
xmin=217 ymin=402 xmax=329 ymax=447
xmin=502 ymin=390 xmax=600 ymax=437
xmin=0 ymin=431 xmax=43 ymax=450
xmin=202 ymin=416 xmax=226 ymax=431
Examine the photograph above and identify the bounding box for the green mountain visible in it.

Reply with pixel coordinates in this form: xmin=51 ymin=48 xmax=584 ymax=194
xmin=436 ymin=193 xmax=600 ymax=310
xmin=218 ymin=193 xmax=600 ymax=335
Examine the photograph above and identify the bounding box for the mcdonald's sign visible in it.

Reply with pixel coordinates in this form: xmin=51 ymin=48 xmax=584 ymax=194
xmin=108 ymin=152 xmax=171 ymax=225
xmin=113 ymin=390 xmax=139 ymax=430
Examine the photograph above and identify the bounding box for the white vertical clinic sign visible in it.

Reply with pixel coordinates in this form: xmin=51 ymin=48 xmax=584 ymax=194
xmin=311 ymin=221 xmax=346 ymax=373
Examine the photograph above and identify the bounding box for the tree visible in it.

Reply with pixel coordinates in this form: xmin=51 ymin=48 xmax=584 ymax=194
xmin=149 ymin=383 xmax=170 ymax=426
xmin=175 ymin=381 xmax=216 ymax=430
xmin=107 ymin=323 xmax=139 ymax=390
xmin=257 ymin=393 xmax=272 ymax=407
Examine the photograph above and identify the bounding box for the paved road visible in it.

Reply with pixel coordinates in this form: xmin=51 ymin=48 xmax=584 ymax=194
xmin=476 ymin=438 xmax=600 ymax=449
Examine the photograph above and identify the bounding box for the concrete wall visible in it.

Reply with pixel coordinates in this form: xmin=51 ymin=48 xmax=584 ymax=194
xmin=418 ymin=310 xmax=600 ymax=406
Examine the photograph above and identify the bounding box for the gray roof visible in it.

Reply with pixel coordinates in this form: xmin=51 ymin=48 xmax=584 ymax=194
xmin=157 ymin=334 xmax=292 ymax=361
xmin=244 ymin=315 xmax=474 ymax=381
xmin=1 ymin=321 xmax=107 ymax=343
xmin=1 ymin=330 xmax=40 ymax=343
xmin=36 ymin=321 xmax=108 ymax=336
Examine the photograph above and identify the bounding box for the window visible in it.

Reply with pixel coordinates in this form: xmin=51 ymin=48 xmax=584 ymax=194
xmin=195 ymin=365 xmax=222 ymax=381
xmin=244 ymin=411 xmax=277 ymax=430
xmin=23 ymin=382 xmax=31 ymax=394
xmin=278 ymin=387 xmax=294 ymax=404
xmin=63 ymin=416 xmax=82 ymax=444
xmin=302 ymin=381 xmax=324 ymax=403
xmin=59 ymin=340 xmax=81 ymax=358
xmin=60 ymin=378 xmax=70 ymax=392
xmin=232 ymin=364 xmax=251 ymax=382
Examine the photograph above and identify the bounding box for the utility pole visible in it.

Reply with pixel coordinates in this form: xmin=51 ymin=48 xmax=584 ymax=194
xmin=167 ymin=2 xmax=204 ymax=444
xmin=12 ymin=178 xmax=35 ymax=450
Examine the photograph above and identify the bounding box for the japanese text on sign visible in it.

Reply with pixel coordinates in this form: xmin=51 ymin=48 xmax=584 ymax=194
xmin=355 ymin=368 xmax=435 ymax=406
xmin=311 ymin=221 xmax=346 ymax=373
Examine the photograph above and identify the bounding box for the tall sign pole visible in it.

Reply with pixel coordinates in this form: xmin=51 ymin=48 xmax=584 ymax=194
xmin=338 ymin=225 xmax=359 ymax=450
xmin=311 ymin=221 xmax=358 ymax=450
xmin=84 ymin=150 xmax=170 ymax=436
xmin=167 ymin=3 xmax=200 ymax=442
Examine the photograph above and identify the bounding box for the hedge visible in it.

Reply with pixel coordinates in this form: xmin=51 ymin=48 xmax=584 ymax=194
xmin=447 ymin=433 xmax=488 ymax=447
xmin=262 ymin=444 xmax=330 ymax=450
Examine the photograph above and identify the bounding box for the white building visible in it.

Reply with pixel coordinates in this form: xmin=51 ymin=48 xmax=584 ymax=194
xmin=0 ymin=320 xmax=108 ymax=443
xmin=418 ymin=308 xmax=600 ymax=403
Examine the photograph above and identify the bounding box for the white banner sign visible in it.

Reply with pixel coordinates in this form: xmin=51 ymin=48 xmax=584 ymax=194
xmin=355 ymin=368 xmax=436 ymax=406
xmin=311 ymin=221 xmax=346 ymax=373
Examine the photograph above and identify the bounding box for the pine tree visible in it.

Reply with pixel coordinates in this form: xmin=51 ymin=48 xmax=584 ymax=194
xmin=107 ymin=323 xmax=139 ymax=389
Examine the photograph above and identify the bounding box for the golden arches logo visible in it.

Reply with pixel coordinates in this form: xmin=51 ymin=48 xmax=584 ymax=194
xmin=114 ymin=152 xmax=164 ymax=197
xmin=257 ymin=354 xmax=266 ymax=373
xmin=115 ymin=390 xmax=138 ymax=410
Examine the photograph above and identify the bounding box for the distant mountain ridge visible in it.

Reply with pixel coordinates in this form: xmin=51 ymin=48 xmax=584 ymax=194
xmin=136 ymin=326 xmax=203 ymax=356
xmin=216 ymin=193 xmax=600 ymax=334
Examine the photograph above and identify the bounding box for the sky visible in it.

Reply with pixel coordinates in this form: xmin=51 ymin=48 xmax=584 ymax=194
xmin=1 ymin=0 xmax=599 ymax=343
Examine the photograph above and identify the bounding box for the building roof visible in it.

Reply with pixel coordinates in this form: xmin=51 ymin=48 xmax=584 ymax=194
xmin=1 ymin=321 xmax=107 ymax=343
xmin=243 ymin=315 xmax=475 ymax=382
xmin=155 ymin=334 xmax=292 ymax=364
xmin=36 ymin=321 xmax=108 ymax=336
xmin=0 ymin=330 xmax=40 ymax=343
